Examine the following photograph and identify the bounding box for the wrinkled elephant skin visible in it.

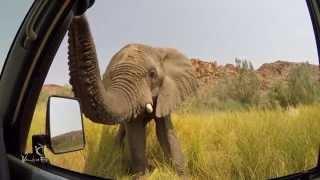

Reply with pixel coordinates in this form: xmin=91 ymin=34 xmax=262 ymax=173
xmin=67 ymin=15 xmax=198 ymax=176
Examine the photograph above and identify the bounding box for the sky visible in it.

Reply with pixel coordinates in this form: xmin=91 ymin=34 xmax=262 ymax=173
xmin=0 ymin=0 xmax=33 ymax=75
xmin=0 ymin=0 xmax=318 ymax=85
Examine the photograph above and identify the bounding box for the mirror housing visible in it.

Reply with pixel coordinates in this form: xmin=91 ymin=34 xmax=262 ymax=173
xmin=46 ymin=96 xmax=85 ymax=154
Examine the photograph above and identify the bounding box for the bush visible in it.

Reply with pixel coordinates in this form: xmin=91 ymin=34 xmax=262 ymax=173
xmin=179 ymin=59 xmax=261 ymax=112
xmin=268 ymin=81 xmax=291 ymax=108
xmin=219 ymin=59 xmax=261 ymax=106
xmin=268 ymin=63 xmax=320 ymax=107
xmin=181 ymin=61 xmax=320 ymax=112
xmin=288 ymin=63 xmax=320 ymax=105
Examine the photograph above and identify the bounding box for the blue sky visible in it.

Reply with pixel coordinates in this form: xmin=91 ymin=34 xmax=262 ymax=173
xmin=0 ymin=0 xmax=33 ymax=73
xmin=1 ymin=0 xmax=318 ymax=85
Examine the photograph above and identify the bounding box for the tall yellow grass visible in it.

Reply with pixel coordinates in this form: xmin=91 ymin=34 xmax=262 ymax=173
xmin=27 ymin=104 xmax=320 ymax=180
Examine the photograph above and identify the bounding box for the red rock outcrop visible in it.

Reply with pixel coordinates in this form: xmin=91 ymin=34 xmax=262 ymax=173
xmin=191 ymin=59 xmax=319 ymax=90
xmin=42 ymin=60 xmax=319 ymax=96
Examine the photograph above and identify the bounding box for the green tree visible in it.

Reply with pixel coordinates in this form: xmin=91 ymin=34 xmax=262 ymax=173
xmin=288 ymin=63 xmax=320 ymax=106
xmin=225 ymin=58 xmax=261 ymax=106
xmin=268 ymin=63 xmax=320 ymax=107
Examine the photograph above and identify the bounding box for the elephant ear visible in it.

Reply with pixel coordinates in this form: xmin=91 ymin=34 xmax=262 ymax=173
xmin=156 ymin=49 xmax=198 ymax=118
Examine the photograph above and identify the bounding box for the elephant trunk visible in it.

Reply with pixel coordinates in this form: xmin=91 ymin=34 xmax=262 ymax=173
xmin=68 ymin=15 xmax=130 ymax=125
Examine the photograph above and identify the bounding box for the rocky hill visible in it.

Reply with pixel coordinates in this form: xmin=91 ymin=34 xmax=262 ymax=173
xmin=191 ymin=58 xmax=238 ymax=86
xmin=191 ymin=59 xmax=319 ymax=89
xmin=39 ymin=84 xmax=73 ymax=103
xmin=41 ymin=59 xmax=319 ymax=96
xmin=257 ymin=60 xmax=319 ymax=89
xmin=41 ymin=84 xmax=71 ymax=95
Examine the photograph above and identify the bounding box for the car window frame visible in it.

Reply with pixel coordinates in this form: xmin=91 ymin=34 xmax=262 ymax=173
xmin=2 ymin=0 xmax=320 ymax=179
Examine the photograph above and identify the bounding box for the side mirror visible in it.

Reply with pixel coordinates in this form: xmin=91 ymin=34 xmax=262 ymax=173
xmin=46 ymin=96 xmax=85 ymax=154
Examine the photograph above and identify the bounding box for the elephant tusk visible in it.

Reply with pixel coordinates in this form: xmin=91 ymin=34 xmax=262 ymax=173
xmin=146 ymin=104 xmax=153 ymax=114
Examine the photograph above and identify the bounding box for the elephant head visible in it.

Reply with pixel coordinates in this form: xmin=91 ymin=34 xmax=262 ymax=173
xmin=68 ymin=15 xmax=198 ymax=125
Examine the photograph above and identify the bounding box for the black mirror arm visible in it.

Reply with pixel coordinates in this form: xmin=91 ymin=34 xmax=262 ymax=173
xmin=32 ymin=135 xmax=49 ymax=157
xmin=21 ymin=134 xmax=50 ymax=165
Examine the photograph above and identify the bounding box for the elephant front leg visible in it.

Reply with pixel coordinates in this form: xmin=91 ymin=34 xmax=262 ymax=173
xmin=155 ymin=114 xmax=186 ymax=175
xmin=125 ymin=119 xmax=147 ymax=176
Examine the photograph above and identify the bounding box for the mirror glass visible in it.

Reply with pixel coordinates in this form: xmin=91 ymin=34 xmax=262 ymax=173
xmin=48 ymin=96 xmax=85 ymax=154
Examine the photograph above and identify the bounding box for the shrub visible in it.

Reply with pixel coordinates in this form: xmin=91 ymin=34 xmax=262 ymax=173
xmin=179 ymin=59 xmax=261 ymax=112
xmin=181 ymin=61 xmax=320 ymax=112
xmin=221 ymin=59 xmax=261 ymax=106
xmin=268 ymin=63 xmax=320 ymax=107
xmin=268 ymin=81 xmax=291 ymax=108
xmin=287 ymin=63 xmax=320 ymax=106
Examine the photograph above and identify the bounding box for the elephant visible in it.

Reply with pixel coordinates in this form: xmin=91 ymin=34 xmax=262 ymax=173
xmin=67 ymin=15 xmax=198 ymax=176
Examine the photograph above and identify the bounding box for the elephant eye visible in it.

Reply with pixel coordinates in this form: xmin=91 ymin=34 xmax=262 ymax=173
xmin=149 ymin=69 xmax=157 ymax=79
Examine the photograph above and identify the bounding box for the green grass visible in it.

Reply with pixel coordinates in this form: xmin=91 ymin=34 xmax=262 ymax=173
xmin=27 ymin=103 xmax=320 ymax=179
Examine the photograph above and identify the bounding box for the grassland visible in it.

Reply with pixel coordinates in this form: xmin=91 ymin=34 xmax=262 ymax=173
xmin=27 ymin=102 xmax=320 ymax=180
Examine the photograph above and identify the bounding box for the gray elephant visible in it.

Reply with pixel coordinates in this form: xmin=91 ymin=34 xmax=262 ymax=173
xmin=67 ymin=15 xmax=198 ymax=176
